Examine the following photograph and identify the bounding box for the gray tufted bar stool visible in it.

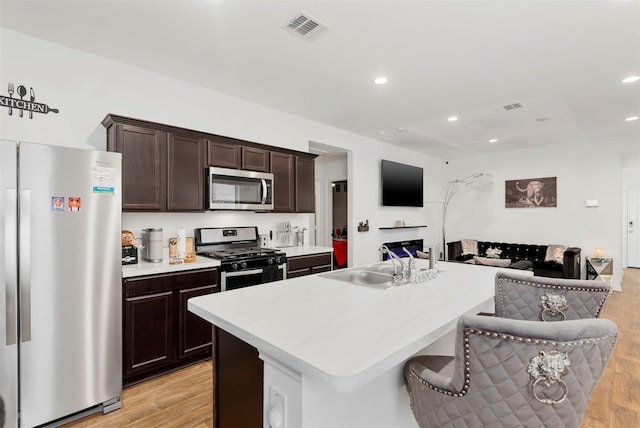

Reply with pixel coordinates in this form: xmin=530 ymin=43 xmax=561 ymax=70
xmin=404 ymin=314 xmax=617 ymax=428
xmin=494 ymin=271 xmax=611 ymax=321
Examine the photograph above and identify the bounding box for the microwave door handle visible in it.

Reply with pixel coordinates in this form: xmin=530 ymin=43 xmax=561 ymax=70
xmin=261 ymin=179 xmax=267 ymax=204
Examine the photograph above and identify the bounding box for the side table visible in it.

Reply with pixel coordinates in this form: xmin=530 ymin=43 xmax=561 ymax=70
xmin=585 ymin=256 xmax=613 ymax=286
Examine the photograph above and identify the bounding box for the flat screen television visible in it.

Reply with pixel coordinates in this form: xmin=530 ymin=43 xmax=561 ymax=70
xmin=381 ymin=159 xmax=424 ymax=207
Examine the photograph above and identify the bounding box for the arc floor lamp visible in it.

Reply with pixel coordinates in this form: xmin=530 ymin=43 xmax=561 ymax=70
xmin=442 ymin=173 xmax=493 ymax=260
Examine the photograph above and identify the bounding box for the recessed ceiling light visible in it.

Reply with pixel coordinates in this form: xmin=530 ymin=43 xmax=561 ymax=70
xmin=396 ymin=127 xmax=404 ymax=132
xmin=447 ymin=116 xmax=458 ymax=122
xmin=622 ymin=76 xmax=640 ymax=83
xmin=488 ymin=138 xmax=498 ymax=143
xmin=378 ymin=130 xmax=386 ymax=135
xmin=374 ymin=77 xmax=388 ymax=85
xmin=625 ymin=116 xmax=639 ymax=121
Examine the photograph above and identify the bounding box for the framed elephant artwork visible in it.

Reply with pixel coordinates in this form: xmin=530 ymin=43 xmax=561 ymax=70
xmin=505 ymin=176 xmax=557 ymax=208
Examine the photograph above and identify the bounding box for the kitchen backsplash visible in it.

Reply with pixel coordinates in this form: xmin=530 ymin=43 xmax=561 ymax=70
xmin=122 ymin=211 xmax=314 ymax=248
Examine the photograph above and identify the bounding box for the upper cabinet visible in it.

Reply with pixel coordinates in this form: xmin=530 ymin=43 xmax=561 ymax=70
xmin=241 ymin=146 xmax=270 ymax=172
xmin=104 ymin=114 xmax=316 ymax=213
xmin=103 ymin=115 xmax=205 ymax=212
xmin=270 ymin=152 xmax=316 ymax=213
xmin=270 ymin=152 xmax=294 ymax=212
xmin=109 ymin=122 xmax=167 ymax=211
xmin=207 ymin=138 xmax=270 ymax=173
xmin=295 ymin=155 xmax=315 ymax=213
xmin=207 ymin=138 xmax=241 ymax=169
xmin=167 ymin=133 xmax=205 ymax=211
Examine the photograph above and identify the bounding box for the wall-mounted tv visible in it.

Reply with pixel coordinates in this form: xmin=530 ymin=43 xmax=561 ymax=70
xmin=381 ymin=159 xmax=424 ymax=207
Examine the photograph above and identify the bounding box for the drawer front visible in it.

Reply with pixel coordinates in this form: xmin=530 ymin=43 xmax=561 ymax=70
xmin=125 ymin=268 xmax=218 ymax=298
xmin=287 ymin=253 xmax=332 ymax=272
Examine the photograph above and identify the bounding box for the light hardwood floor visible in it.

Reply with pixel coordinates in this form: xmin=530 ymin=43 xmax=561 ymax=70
xmin=66 ymin=269 xmax=640 ymax=428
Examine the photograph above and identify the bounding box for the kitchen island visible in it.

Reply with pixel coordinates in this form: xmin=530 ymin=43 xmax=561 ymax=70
xmin=189 ymin=260 xmax=528 ymax=427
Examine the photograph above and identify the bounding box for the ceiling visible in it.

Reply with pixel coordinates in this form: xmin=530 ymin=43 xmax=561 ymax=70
xmin=2 ymin=0 xmax=639 ymax=159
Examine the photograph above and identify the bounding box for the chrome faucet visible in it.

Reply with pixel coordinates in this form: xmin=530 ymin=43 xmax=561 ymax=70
xmin=402 ymin=247 xmax=416 ymax=282
xmin=380 ymin=245 xmax=405 ymax=284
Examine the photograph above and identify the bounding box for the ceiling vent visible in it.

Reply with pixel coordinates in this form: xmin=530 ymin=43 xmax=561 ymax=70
xmin=502 ymin=102 xmax=523 ymax=111
xmin=283 ymin=12 xmax=329 ymax=42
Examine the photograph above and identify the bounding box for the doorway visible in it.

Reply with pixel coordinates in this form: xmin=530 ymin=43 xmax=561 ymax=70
xmin=332 ymin=180 xmax=348 ymax=269
xmin=309 ymin=142 xmax=349 ymax=269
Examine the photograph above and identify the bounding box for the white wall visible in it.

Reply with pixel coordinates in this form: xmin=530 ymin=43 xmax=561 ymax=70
xmin=443 ymin=136 xmax=640 ymax=290
xmin=1 ymin=29 xmax=444 ymax=263
xmin=7 ymin=29 xmax=633 ymax=277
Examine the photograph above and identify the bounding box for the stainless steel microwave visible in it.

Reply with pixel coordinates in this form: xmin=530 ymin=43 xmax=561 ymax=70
xmin=207 ymin=167 xmax=274 ymax=211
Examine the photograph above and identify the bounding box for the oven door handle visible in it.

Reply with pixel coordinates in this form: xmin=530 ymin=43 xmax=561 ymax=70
xmin=224 ymin=268 xmax=264 ymax=277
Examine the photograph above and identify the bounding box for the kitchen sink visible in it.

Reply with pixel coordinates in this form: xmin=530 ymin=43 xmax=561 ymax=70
xmin=320 ymin=263 xmax=399 ymax=288
xmin=320 ymin=261 xmax=435 ymax=289
xmin=360 ymin=263 xmax=397 ymax=275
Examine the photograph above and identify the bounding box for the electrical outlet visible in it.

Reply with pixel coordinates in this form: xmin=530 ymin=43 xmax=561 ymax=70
xmin=269 ymin=386 xmax=286 ymax=428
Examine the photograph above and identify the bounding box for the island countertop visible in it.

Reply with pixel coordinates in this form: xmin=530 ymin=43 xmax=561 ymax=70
xmin=188 ymin=260 xmax=520 ymax=393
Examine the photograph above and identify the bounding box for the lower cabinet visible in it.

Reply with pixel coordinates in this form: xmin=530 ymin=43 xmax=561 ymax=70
xmin=123 ymin=268 xmax=218 ymax=386
xmin=214 ymin=329 xmax=263 ymax=428
xmin=287 ymin=253 xmax=333 ymax=278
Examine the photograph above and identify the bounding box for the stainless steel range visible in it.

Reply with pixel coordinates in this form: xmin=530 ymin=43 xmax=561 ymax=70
xmin=195 ymin=226 xmax=287 ymax=291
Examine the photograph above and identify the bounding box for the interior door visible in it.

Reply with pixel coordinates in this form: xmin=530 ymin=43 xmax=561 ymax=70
xmin=628 ymin=187 xmax=640 ymax=268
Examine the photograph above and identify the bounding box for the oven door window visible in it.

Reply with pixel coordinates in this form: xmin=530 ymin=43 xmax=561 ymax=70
xmin=222 ymin=266 xmax=283 ymax=291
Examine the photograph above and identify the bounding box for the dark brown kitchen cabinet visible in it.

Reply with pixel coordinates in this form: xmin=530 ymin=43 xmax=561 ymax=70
xmin=270 ymin=153 xmax=317 ymax=213
xmin=208 ymin=140 xmax=269 ymax=172
xmin=270 ymin=152 xmax=295 ymax=212
xmin=208 ymin=139 xmax=241 ymax=169
xmin=123 ymin=268 xmax=218 ymax=386
xmin=124 ymin=291 xmax=173 ymax=379
xmin=287 ymin=253 xmax=332 ymax=278
xmin=167 ymin=133 xmax=205 ymax=211
xmin=104 ymin=114 xmax=317 ymax=212
xmin=103 ymin=115 xmax=206 ymax=212
xmin=295 ymin=155 xmax=315 ymax=212
xmin=241 ymin=146 xmax=270 ymax=172
xmin=112 ymin=123 xmax=167 ymax=211
xmin=178 ymin=285 xmax=217 ymax=359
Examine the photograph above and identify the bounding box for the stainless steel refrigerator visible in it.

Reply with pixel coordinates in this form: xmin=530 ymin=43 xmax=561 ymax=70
xmin=0 ymin=140 xmax=122 ymax=427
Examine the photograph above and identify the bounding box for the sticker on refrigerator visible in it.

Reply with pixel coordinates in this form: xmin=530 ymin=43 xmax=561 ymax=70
xmin=68 ymin=197 xmax=81 ymax=211
xmin=52 ymin=196 xmax=65 ymax=211
xmin=92 ymin=166 xmax=116 ymax=194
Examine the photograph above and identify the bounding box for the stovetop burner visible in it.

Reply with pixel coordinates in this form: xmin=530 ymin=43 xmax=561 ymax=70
xmin=194 ymin=227 xmax=286 ymax=268
xmin=199 ymin=246 xmax=279 ymax=261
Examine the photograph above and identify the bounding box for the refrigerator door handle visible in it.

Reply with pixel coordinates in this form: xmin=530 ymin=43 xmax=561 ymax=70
xmin=4 ymin=189 xmax=17 ymax=345
xmin=19 ymin=189 xmax=31 ymax=342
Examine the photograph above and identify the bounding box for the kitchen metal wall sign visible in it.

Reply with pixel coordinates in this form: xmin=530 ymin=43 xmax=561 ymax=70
xmin=1 ymin=82 xmax=59 ymax=118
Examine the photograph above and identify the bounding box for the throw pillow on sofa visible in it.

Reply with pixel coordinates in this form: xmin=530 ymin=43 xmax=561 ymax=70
xmin=485 ymin=247 xmax=502 ymax=258
xmin=461 ymin=239 xmax=478 ymax=255
xmin=473 ymin=256 xmax=511 ymax=267
xmin=545 ymin=245 xmax=568 ymax=263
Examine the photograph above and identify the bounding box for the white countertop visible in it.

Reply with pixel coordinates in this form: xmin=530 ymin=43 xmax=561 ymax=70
xmin=122 ymin=253 xmax=220 ymax=278
xmin=189 ymin=260 xmax=526 ymax=392
xmin=276 ymin=245 xmax=334 ymax=257
xmin=122 ymin=246 xmax=332 ymax=278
